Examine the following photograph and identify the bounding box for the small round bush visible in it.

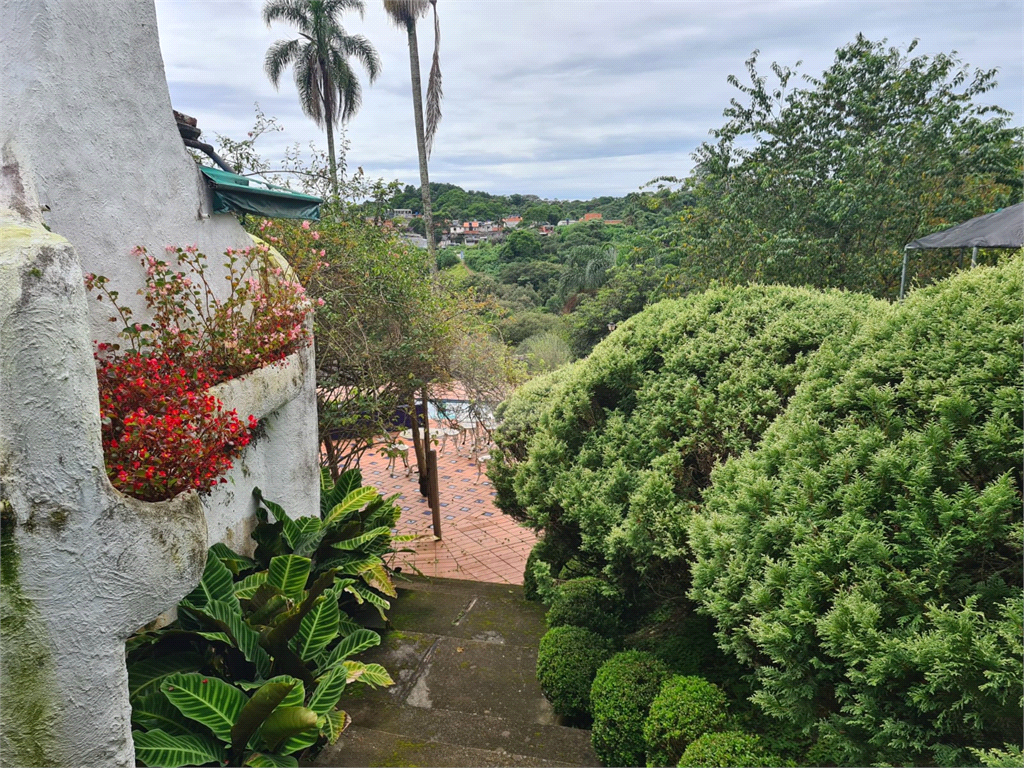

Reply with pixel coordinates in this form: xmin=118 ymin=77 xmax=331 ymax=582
xmin=677 ymin=730 xmax=779 ymax=767
xmin=536 ymin=626 xmax=613 ymax=718
xmin=591 ymin=650 xmax=670 ymax=767
xmin=547 ymin=577 xmax=622 ymax=637
xmin=643 ymin=676 xmax=729 ymax=767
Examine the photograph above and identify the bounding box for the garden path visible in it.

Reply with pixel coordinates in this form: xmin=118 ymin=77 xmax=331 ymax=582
xmin=357 ymin=439 xmax=537 ymax=585
xmin=313 ymin=576 xmax=599 ymax=767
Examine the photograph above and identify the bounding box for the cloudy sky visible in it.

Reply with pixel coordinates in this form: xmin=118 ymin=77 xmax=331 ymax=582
xmin=155 ymin=0 xmax=1023 ymax=201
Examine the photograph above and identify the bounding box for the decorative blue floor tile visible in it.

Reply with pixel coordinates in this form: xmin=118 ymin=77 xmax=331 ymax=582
xmin=460 ymin=506 xmax=470 ymax=511
xmin=422 ymin=510 xmax=431 ymax=515
xmin=483 ymin=512 xmax=494 ymax=517
xmin=475 ymin=499 xmax=484 ymax=504
xmin=440 ymin=503 xmax=448 ymax=507
xmin=445 ymin=515 xmax=455 ymax=520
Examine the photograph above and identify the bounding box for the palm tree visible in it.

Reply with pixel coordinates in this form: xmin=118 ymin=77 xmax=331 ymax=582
xmin=383 ymin=0 xmax=442 ymax=267
xmin=263 ymin=0 xmax=381 ymax=198
xmin=560 ymin=245 xmax=617 ymax=299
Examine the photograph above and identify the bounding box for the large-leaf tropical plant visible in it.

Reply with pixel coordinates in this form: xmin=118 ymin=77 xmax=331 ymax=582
xmin=383 ymin=0 xmax=442 ymax=266
xmin=263 ymin=0 xmax=381 ymax=198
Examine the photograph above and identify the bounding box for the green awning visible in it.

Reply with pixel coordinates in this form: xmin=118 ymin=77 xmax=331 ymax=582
xmin=200 ymin=166 xmax=322 ymax=221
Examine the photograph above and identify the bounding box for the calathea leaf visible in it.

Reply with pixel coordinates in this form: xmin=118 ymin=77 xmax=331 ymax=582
xmin=181 ymin=552 xmax=237 ymax=612
xmin=318 ymin=709 xmax=351 ymax=745
xmin=292 ymin=595 xmax=341 ymax=663
xmin=210 ymin=542 xmax=257 ymax=575
xmin=234 ymin=571 xmax=269 ymax=600
xmin=128 ymin=654 xmax=205 ymax=703
xmin=329 ymin=525 xmax=391 ymax=552
xmin=318 ymin=629 xmax=381 ymax=671
xmin=307 ymin=666 xmax=348 ymax=716
xmin=267 ymin=555 xmax=311 ymax=603
xmin=230 ymin=679 xmax=297 ymax=764
xmin=130 ymin=693 xmax=194 ymax=737
xmin=323 ymin=487 xmax=379 ymax=529
xmin=259 ymin=707 xmax=318 ymax=753
xmin=319 ymin=467 xmax=363 ymax=517
xmin=243 ymin=752 xmax=299 ymax=767
xmin=132 ymin=728 xmax=227 ymax=768
xmin=161 ymin=673 xmax=248 ymax=742
xmin=191 ymin=600 xmax=272 ymax=679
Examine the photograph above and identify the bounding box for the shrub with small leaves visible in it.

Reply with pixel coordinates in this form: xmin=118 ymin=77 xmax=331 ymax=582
xmin=643 ymin=676 xmax=729 ymax=768
xmin=689 ymin=257 xmax=1024 ymax=766
xmin=547 ymin=577 xmax=624 ymax=638
xmin=676 ymin=730 xmax=779 ymax=768
xmin=590 ymin=650 xmax=670 ymax=767
xmin=536 ymin=626 xmax=614 ymax=718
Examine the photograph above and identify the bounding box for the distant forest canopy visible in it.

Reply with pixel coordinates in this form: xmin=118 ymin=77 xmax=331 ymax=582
xmin=372 ymin=35 xmax=1022 ymax=373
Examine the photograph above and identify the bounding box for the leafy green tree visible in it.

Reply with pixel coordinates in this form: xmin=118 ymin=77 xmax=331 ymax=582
xmin=499 ymin=229 xmax=543 ymax=264
xmin=384 ymin=0 xmax=443 ymax=266
xmin=558 ymin=245 xmax=616 ymax=303
xmin=683 ymin=35 xmax=1022 ymax=297
xmin=263 ymin=0 xmax=381 ymax=198
xmin=523 ymin=202 xmax=563 ymax=225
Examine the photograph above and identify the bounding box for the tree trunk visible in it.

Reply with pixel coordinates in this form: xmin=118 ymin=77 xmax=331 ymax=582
xmin=405 ymin=21 xmax=437 ymax=271
xmin=325 ymin=114 xmax=339 ymax=200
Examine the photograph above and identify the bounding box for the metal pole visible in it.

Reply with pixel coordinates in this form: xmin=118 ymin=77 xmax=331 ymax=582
xmin=971 ymin=246 xmax=978 ymax=268
xmin=899 ymin=247 xmax=910 ymax=301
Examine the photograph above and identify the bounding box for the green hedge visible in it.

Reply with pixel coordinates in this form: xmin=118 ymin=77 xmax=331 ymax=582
xmin=676 ymin=731 xmax=779 ymax=768
xmin=591 ymin=650 xmax=670 ymax=767
xmin=689 ymin=257 xmax=1024 ymax=767
xmin=547 ymin=577 xmax=624 ymax=638
xmin=643 ymin=676 xmax=729 ymax=767
xmin=536 ymin=626 xmax=614 ymax=718
xmin=493 ymin=284 xmax=877 ymax=601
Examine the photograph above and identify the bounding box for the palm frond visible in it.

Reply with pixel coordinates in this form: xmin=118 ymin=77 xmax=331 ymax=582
xmin=265 ymin=38 xmax=303 ymax=87
xmin=338 ymin=33 xmax=382 ymax=83
xmin=424 ymin=0 xmax=442 ymax=156
xmin=382 ymin=0 xmax=429 ymax=29
xmin=295 ymin=53 xmax=325 ymax=127
xmin=263 ymin=0 xmax=312 ymax=30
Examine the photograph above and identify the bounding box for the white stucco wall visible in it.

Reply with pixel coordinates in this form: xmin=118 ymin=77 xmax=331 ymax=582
xmin=0 ymin=0 xmax=252 ymax=347
xmin=0 ymin=157 xmax=208 ymax=767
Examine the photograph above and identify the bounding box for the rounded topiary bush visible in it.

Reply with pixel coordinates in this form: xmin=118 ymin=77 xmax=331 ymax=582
xmin=591 ymin=650 xmax=670 ymax=767
xmin=547 ymin=577 xmax=623 ymax=637
xmin=689 ymin=257 xmax=1024 ymax=767
xmin=536 ymin=625 xmax=614 ymax=718
xmin=491 ymin=283 xmax=878 ymax=602
xmin=642 ymin=676 xmax=729 ymax=767
xmin=677 ymin=730 xmax=779 ymax=768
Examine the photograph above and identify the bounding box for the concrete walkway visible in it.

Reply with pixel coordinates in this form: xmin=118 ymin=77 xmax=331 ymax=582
xmin=358 ymin=440 xmax=538 ymax=585
xmin=313 ymin=577 xmax=599 ymax=768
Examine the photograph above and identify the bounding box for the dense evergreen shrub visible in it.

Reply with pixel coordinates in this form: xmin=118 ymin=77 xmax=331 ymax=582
xmin=536 ymin=626 xmax=614 ymax=718
xmin=547 ymin=577 xmax=624 ymax=637
xmin=591 ymin=650 xmax=670 ymax=767
xmin=493 ymin=284 xmax=877 ymax=602
xmin=676 ymin=731 xmax=779 ymax=768
xmin=642 ymin=676 xmax=729 ymax=768
xmin=689 ymin=257 xmax=1024 ymax=767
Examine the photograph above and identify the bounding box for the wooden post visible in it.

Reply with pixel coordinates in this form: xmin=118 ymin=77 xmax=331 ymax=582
xmin=427 ymin=448 xmax=442 ymax=539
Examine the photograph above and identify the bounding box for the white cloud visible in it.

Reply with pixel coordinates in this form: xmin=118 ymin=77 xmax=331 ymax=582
xmin=156 ymin=0 xmax=1024 ymax=199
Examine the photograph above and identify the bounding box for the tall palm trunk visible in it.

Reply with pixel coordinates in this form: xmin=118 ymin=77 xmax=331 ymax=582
xmin=324 ymin=107 xmax=339 ymax=199
xmin=404 ymin=19 xmax=437 ymax=270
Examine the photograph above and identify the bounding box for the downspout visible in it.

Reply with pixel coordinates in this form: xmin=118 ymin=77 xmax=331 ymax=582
xmin=182 ymin=138 xmax=234 ymax=174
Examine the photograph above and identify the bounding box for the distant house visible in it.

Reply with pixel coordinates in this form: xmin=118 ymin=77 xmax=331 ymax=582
xmin=582 ymin=212 xmax=603 ymax=222
xmin=390 ymin=208 xmax=414 ymax=219
xmin=538 ymin=224 xmax=555 ymax=236
xmin=605 ymin=219 xmax=623 ymax=225
xmin=503 ymin=216 xmax=522 ymax=228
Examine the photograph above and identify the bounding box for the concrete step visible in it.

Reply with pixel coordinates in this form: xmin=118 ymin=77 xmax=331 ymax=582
xmin=315 ymin=723 xmax=586 ymax=767
xmin=315 ymin=577 xmax=599 ymax=767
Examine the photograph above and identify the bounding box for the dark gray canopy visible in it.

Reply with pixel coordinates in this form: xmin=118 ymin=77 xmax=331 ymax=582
xmin=905 ymin=203 xmax=1023 ymax=250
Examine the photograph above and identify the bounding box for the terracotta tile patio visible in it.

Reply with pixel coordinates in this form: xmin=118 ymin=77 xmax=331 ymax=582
xmin=354 ymin=437 xmax=538 ymax=585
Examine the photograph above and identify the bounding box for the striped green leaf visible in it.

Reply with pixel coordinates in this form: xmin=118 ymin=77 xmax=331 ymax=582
xmin=128 ymin=654 xmax=204 ymax=703
xmin=319 ymin=468 xmax=363 ymax=517
xmin=318 ymin=709 xmax=351 ymax=745
xmin=292 ymin=596 xmax=340 ymax=663
xmin=210 ymin=542 xmax=256 ymax=575
xmin=342 ymin=661 xmax=394 ymax=689
xmin=336 ymin=615 xmax=362 ymax=638
xmin=321 ymin=554 xmax=380 ymax=578
xmin=260 ymin=707 xmax=318 ymax=753
xmin=308 ymin=667 xmax=348 ymax=716
xmin=230 ymin=680 xmax=297 ymax=762
xmin=360 ymin=562 xmax=398 ymax=598
xmin=132 ymin=728 xmax=226 ymax=768
xmin=234 ymin=571 xmax=269 ymax=600
xmin=289 ymin=517 xmax=325 ymax=558
xmin=244 ymin=752 xmax=299 ymax=767
xmin=268 ymin=555 xmax=311 ymax=603
xmin=330 ymin=525 xmax=391 ymax=552
xmin=323 ymin=487 xmax=379 ymax=528
xmin=194 ymin=600 xmax=272 ymax=679
xmin=319 ymin=629 xmax=380 ymax=671
xmin=346 ymin=583 xmax=391 ymax=620
xmin=161 ymin=674 xmax=248 ymax=743
xmin=182 ymin=553 xmax=237 ymax=612
xmin=130 ymin=693 xmax=194 ymax=737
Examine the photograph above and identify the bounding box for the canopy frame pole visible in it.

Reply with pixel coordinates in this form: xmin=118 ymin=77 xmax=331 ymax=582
xmin=899 ymin=247 xmax=910 ymax=301
xmin=971 ymin=246 xmax=978 ymax=269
